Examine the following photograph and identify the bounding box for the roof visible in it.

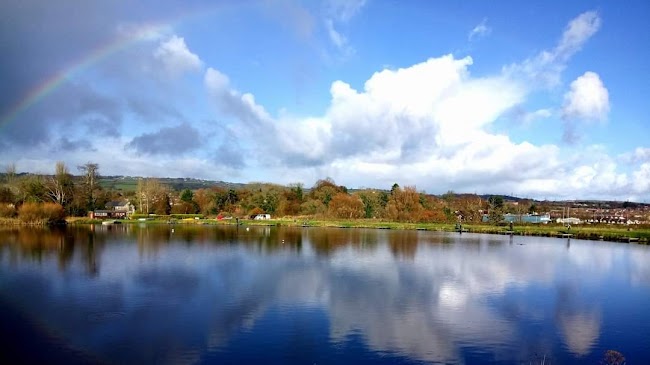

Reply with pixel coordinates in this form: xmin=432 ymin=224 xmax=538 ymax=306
xmin=105 ymin=200 xmax=130 ymax=208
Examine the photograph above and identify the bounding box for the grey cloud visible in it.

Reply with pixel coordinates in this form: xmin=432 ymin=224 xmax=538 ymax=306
xmin=127 ymin=98 xmax=184 ymax=123
xmin=0 ymin=0 xmax=203 ymax=150
xmin=562 ymin=123 xmax=579 ymax=145
xmin=0 ymin=82 xmax=124 ymax=147
xmin=0 ymin=0 xmax=148 ymax=123
xmin=126 ymin=122 xmax=202 ymax=155
xmin=282 ymin=153 xmax=326 ymax=168
xmin=52 ymin=137 xmax=96 ymax=153
xmin=213 ymin=126 xmax=246 ymax=169
xmin=215 ymin=144 xmax=245 ymax=169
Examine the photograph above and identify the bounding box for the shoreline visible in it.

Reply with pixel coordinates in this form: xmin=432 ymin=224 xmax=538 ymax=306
xmin=2 ymin=217 xmax=647 ymax=244
xmin=60 ymin=217 xmax=650 ymax=245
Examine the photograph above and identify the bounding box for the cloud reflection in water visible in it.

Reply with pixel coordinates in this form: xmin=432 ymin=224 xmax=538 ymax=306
xmin=1 ymin=226 xmax=648 ymax=364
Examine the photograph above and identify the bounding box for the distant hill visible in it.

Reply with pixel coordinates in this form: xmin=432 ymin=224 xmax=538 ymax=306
xmin=99 ymin=176 xmax=245 ymax=192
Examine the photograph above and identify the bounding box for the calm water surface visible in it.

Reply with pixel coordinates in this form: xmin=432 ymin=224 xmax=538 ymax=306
xmin=0 ymin=225 xmax=649 ymax=364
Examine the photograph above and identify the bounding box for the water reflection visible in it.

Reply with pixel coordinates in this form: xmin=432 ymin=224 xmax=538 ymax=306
xmin=0 ymin=226 xmax=649 ymax=364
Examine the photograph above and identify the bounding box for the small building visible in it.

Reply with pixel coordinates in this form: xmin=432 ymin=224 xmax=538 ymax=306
xmin=90 ymin=210 xmax=127 ymax=219
xmin=557 ymin=217 xmax=582 ymax=225
xmin=91 ymin=200 xmax=135 ymax=219
xmin=253 ymin=214 xmax=271 ymax=220
xmin=504 ymin=213 xmax=552 ymax=224
xmin=105 ymin=200 xmax=135 ymax=216
xmin=482 ymin=213 xmax=551 ymax=224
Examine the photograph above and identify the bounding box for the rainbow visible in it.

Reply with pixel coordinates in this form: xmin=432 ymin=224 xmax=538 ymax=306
xmin=0 ymin=4 xmax=225 ymax=127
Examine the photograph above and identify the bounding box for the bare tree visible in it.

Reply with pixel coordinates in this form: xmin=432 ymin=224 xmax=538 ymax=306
xmin=135 ymin=178 xmax=170 ymax=214
xmin=4 ymin=163 xmax=16 ymax=185
xmin=78 ymin=162 xmax=100 ymax=211
xmin=46 ymin=161 xmax=73 ymax=206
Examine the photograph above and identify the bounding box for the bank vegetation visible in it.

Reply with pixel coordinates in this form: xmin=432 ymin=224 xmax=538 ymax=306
xmin=1 ymin=161 xmax=649 ymax=243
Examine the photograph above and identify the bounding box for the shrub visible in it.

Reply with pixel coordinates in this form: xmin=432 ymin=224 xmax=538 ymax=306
xmin=18 ymin=202 xmax=65 ymax=224
xmin=42 ymin=202 xmax=65 ymax=221
xmin=0 ymin=204 xmax=16 ymax=218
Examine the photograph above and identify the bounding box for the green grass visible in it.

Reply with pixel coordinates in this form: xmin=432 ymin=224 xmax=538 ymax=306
xmin=230 ymin=219 xmax=650 ymax=243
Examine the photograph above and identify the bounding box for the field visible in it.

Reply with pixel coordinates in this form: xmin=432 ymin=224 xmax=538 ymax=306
xmin=98 ymin=176 xmax=244 ymax=192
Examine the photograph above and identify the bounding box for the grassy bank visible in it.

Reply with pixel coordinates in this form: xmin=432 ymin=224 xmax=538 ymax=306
xmin=274 ymin=219 xmax=650 ymax=243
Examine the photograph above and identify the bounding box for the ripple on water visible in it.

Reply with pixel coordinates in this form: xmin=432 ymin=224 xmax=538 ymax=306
xmin=86 ymin=311 xmax=126 ymax=323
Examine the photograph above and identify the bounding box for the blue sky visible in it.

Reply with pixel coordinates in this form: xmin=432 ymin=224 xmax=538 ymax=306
xmin=1 ymin=0 xmax=649 ymax=201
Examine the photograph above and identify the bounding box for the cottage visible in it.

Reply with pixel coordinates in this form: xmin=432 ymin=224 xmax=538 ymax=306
xmin=105 ymin=200 xmax=135 ymax=215
xmin=91 ymin=210 xmax=126 ymax=219
xmin=91 ymin=200 xmax=135 ymax=219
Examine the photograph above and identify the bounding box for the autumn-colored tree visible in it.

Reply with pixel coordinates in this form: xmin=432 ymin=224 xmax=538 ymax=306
xmin=418 ymin=194 xmax=447 ymax=222
xmin=193 ymin=188 xmax=215 ymax=215
xmin=385 ymin=186 xmax=424 ymax=222
xmin=328 ymin=193 xmax=364 ymax=219
xmin=248 ymin=206 xmax=264 ymax=217
xmin=454 ymin=194 xmax=484 ymax=223
xmin=310 ymin=178 xmax=343 ymax=207
xmin=278 ymin=183 xmax=304 ymax=216
xmin=300 ymin=199 xmax=326 ymax=216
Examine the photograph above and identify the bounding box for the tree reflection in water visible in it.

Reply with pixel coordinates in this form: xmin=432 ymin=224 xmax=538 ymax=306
xmin=0 ymin=225 xmax=648 ymax=364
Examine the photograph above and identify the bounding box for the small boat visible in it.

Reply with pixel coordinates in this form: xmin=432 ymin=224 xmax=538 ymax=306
xmin=101 ymin=220 xmax=121 ymax=225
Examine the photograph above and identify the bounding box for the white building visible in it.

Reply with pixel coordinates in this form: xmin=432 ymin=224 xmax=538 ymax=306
xmin=556 ymin=217 xmax=582 ymax=225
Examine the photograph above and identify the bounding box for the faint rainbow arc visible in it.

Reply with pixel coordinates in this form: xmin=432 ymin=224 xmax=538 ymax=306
xmin=0 ymin=24 xmax=170 ymax=127
xmin=0 ymin=4 xmax=225 ymax=128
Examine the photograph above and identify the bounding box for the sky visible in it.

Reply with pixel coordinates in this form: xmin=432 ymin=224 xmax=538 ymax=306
xmin=0 ymin=0 xmax=649 ymax=201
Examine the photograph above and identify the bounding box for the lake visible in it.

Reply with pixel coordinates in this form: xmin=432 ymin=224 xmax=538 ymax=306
xmin=0 ymin=225 xmax=649 ymax=364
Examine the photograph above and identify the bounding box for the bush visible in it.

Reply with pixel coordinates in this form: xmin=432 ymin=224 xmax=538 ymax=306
xmin=0 ymin=204 xmax=16 ymax=218
xmin=43 ymin=203 xmax=65 ymax=221
xmin=18 ymin=202 xmax=65 ymax=224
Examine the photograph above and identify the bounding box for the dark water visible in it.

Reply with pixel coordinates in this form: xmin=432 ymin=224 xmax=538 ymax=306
xmin=0 ymin=225 xmax=649 ymax=364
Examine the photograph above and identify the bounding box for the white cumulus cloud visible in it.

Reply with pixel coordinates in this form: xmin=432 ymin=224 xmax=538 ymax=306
xmin=562 ymin=71 xmax=610 ymax=121
xmin=154 ymin=35 xmax=202 ymax=76
xmin=194 ymin=10 xmax=649 ymax=201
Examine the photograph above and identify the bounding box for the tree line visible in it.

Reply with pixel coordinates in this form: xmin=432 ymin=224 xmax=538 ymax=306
xmin=0 ymin=162 xmax=543 ymax=224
